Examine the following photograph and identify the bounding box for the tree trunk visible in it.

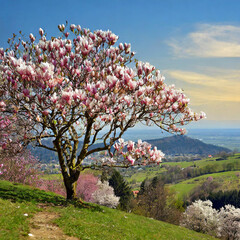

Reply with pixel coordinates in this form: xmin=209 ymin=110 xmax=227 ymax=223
xmin=53 ymin=138 xmax=80 ymax=200
xmin=64 ymin=178 xmax=77 ymax=200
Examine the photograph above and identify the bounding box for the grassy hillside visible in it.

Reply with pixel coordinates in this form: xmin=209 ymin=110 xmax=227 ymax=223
xmin=122 ymin=153 xmax=240 ymax=202
xmin=0 ymin=180 xmax=216 ymax=240
xmin=125 ymin=153 xmax=240 ymax=188
xmin=0 ymin=180 xmax=66 ymax=240
xmin=171 ymin=170 xmax=240 ymax=199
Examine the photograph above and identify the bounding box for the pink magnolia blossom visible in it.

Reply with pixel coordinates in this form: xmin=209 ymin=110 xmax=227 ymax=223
xmin=113 ymin=138 xmax=164 ymax=166
xmin=29 ymin=33 xmax=35 ymax=42
xmin=39 ymin=28 xmax=44 ymax=36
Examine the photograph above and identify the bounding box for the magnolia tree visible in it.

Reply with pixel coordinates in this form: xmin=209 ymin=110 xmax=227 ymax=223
xmin=0 ymin=23 xmax=205 ymax=199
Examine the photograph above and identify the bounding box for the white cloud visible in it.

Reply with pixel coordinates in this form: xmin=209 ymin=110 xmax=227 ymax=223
xmin=165 ymin=69 xmax=240 ymax=103
xmin=164 ymin=68 xmax=240 ymax=121
xmin=169 ymin=24 xmax=240 ymax=58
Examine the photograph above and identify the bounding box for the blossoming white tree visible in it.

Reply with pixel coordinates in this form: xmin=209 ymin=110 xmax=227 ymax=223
xmin=181 ymin=200 xmax=240 ymax=239
xmin=218 ymin=205 xmax=240 ymax=240
xmin=91 ymin=181 xmax=119 ymax=208
xmin=180 ymin=200 xmax=219 ymax=236
xmin=0 ymin=23 xmax=205 ymax=199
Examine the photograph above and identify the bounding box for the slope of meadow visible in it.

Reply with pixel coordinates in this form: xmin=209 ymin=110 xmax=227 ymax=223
xmin=0 ymin=180 xmax=217 ymax=240
xmin=171 ymin=170 xmax=240 ymax=199
xmin=125 ymin=153 xmax=240 ymax=189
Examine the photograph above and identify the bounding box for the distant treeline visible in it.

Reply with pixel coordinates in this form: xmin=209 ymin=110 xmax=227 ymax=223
xmin=207 ymin=189 xmax=240 ymax=210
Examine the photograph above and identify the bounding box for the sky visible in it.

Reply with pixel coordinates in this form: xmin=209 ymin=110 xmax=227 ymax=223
xmin=1 ymin=0 xmax=240 ymax=129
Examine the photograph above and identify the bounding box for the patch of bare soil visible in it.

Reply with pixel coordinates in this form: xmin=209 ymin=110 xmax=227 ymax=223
xmin=28 ymin=210 xmax=79 ymax=240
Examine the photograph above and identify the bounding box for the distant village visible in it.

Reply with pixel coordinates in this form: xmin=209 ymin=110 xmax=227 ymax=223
xmin=39 ymin=151 xmax=215 ymax=174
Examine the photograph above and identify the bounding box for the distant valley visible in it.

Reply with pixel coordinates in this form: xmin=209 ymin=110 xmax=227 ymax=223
xmin=30 ymin=134 xmax=232 ymax=163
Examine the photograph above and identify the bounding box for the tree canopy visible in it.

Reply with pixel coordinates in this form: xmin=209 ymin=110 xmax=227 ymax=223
xmin=0 ymin=23 xmax=205 ymax=199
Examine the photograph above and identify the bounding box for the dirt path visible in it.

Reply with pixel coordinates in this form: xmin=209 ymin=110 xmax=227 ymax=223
xmin=28 ymin=210 xmax=79 ymax=240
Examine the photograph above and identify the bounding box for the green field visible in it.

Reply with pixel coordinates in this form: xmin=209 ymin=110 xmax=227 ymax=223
xmin=41 ymin=173 xmax=62 ymax=180
xmin=125 ymin=154 xmax=240 ymax=188
xmin=171 ymin=170 xmax=240 ymax=199
xmin=162 ymin=153 xmax=240 ymax=170
xmin=0 ymin=180 xmax=216 ymax=240
xmin=41 ymin=168 xmax=101 ymax=180
xmin=126 ymin=167 xmax=165 ymax=184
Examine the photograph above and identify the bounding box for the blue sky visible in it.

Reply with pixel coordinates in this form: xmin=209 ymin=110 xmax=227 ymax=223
xmin=1 ymin=0 xmax=240 ymax=128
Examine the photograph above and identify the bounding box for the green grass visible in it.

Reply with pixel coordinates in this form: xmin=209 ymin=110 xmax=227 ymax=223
xmin=55 ymin=204 xmax=216 ymax=240
xmin=41 ymin=169 xmax=101 ymax=180
xmin=171 ymin=171 xmax=240 ymax=199
xmin=193 ymin=154 xmax=240 ymax=169
xmin=41 ymin=173 xmax=62 ymax=180
xmin=0 ymin=180 xmax=66 ymax=240
xmin=0 ymin=180 xmax=217 ymax=240
xmin=125 ymin=153 xmax=240 ymax=189
xmin=170 ymin=183 xmax=198 ymax=199
xmin=0 ymin=180 xmax=66 ymax=205
xmin=0 ymin=198 xmax=38 ymax=240
xmin=127 ymin=169 xmax=163 ymax=183
xmin=162 ymin=153 xmax=240 ymax=170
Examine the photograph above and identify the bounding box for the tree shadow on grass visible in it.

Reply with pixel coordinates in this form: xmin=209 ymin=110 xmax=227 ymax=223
xmin=0 ymin=180 xmax=102 ymax=212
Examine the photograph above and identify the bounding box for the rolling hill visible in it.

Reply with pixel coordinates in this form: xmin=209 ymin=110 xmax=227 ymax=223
xmin=146 ymin=135 xmax=231 ymax=155
xmin=30 ymin=135 xmax=231 ymax=163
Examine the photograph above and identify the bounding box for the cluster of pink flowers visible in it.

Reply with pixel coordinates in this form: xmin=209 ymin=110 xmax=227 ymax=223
xmin=0 ymin=117 xmax=10 ymax=148
xmin=0 ymin=24 xmax=205 ymax=133
xmin=32 ymin=174 xmax=96 ymax=198
xmin=0 ymin=151 xmax=41 ymax=185
xmin=37 ymin=178 xmax=66 ymax=196
xmin=0 ymin=115 xmax=26 ymax=155
xmin=0 ymin=101 xmax=6 ymax=111
xmin=75 ymin=174 xmax=99 ymax=201
xmin=113 ymin=138 xmax=164 ymax=165
xmin=0 ymin=116 xmax=15 ymax=151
